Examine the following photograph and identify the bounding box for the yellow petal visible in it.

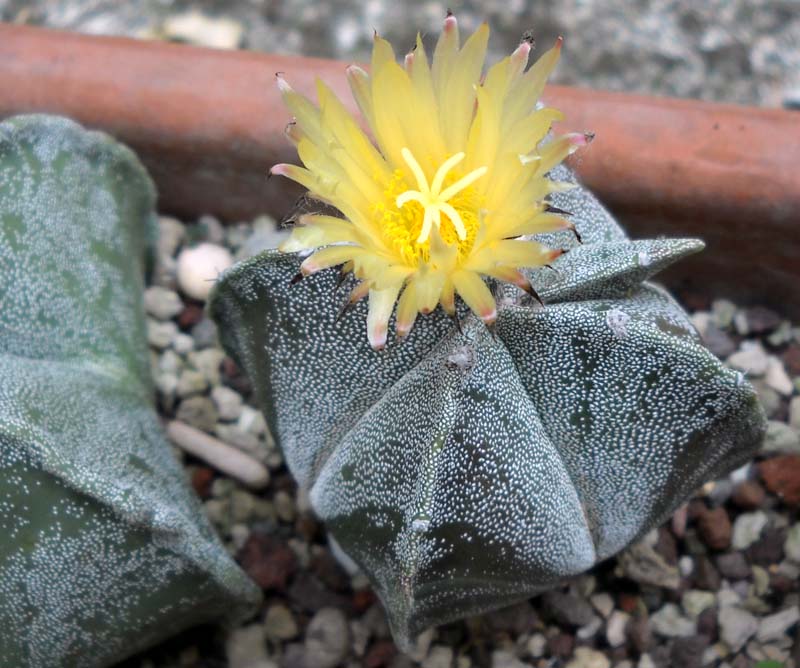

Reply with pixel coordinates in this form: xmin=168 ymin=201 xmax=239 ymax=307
xmin=452 ymin=270 xmax=497 ymax=324
xmin=300 ymin=245 xmax=361 ymax=275
xmin=367 ymin=284 xmax=401 ymax=350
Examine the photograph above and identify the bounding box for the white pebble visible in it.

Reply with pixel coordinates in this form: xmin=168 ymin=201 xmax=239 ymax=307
xmin=177 ymin=243 xmax=233 ymax=302
xmin=167 ymin=420 xmax=269 ymax=490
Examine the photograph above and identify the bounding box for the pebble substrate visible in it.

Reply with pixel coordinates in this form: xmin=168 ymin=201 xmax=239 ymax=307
xmin=123 ymin=212 xmax=800 ymax=668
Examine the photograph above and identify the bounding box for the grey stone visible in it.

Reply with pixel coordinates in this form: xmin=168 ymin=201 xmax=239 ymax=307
xmin=715 ymin=552 xmax=751 ymax=580
xmin=146 ymin=319 xmax=178 ymax=350
xmin=176 ymin=396 xmax=218 ymax=433
xmin=650 ymin=603 xmax=697 ymax=638
xmin=756 ymin=606 xmax=800 ymax=643
xmin=157 ymin=215 xmax=185 ymax=259
xmin=143 ymin=286 xmax=183 ymax=321
xmin=590 ymin=592 xmax=614 ymax=619
xmin=606 ymin=610 xmax=630 ymax=648
xmin=618 ymin=541 xmax=681 ymax=590
xmin=172 ymin=332 xmax=195 ymax=355
xmin=304 ymin=608 xmax=350 ymax=668
xmin=703 ymin=322 xmax=736 ymax=359
xmin=762 ymin=420 xmax=800 ymax=455
xmin=753 ymin=381 xmax=781 ymax=419
xmin=215 ymin=424 xmax=262 ymax=457
xmin=727 ymin=342 xmax=769 ymax=376
xmin=785 ymin=523 xmax=800 ymax=563
xmin=212 ymin=385 xmax=244 ymax=421
xmin=718 ymin=606 xmax=758 ymax=652
xmin=264 ymin=604 xmax=299 ymax=641
xmin=682 ymin=590 xmax=717 ymax=619
xmin=731 ymin=511 xmax=768 ymax=550
xmin=189 ymin=348 xmax=225 ymax=386
xmin=176 ymin=369 xmax=209 ymax=398
xmin=764 ymin=357 xmax=794 ymax=396
xmin=225 ymin=625 xmax=268 ymax=668
xmin=565 ymin=647 xmax=610 ymax=668
xmin=542 ymin=590 xmax=596 ymax=627
xmin=711 ymin=300 xmax=736 ymax=329
xmin=191 ymin=317 xmax=219 ymax=349
xmin=789 ymin=397 xmax=800 ymax=430
xmin=424 ymin=645 xmax=454 ymax=668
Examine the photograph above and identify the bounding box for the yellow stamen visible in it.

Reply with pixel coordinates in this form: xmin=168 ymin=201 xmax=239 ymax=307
xmin=396 ymin=147 xmax=487 ymax=244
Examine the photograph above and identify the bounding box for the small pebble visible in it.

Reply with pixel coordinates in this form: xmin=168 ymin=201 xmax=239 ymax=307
xmin=727 ymin=341 xmax=770 ymax=376
xmin=225 ymin=625 xmax=268 ymax=668
xmin=785 ymin=523 xmax=800 ymax=562
xmin=731 ymin=511 xmax=768 ymax=550
xmin=143 ymin=286 xmax=183 ymax=320
xmin=565 ymin=647 xmax=610 ymax=668
xmin=718 ymin=606 xmax=758 ymax=652
xmin=177 ymin=242 xmax=233 ymax=301
xmin=423 ymin=645 xmax=454 ymax=668
xmin=606 ymin=610 xmax=629 ymax=647
xmin=682 ymin=590 xmax=717 ymax=619
xmin=264 ymin=604 xmax=299 ymax=641
xmin=764 ymin=356 xmax=794 ymax=396
xmin=147 ymin=319 xmax=178 ymax=349
xmin=650 ymin=603 xmax=696 ymax=638
xmin=762 ymin=420 xmax=800 ymax=455
xmin=167 ymin=420 xmax=270 ymax=489
xmin=304 ymin=608 xmax=350 ymax=668
xmin=212 ymin=385 xmax=244 ymax=421
xmin=175 ymin=396 xmax=217 ymax=432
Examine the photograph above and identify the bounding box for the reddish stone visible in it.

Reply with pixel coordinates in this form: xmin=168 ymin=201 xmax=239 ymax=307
xmin=178 ymin=303 xmax=204 ymax=329
xmin=696 ymin=506 xmax=732 ymax=550
xmin=294 ymin=514 xmax=320 ymax=542
xmin=190 ymin=466 xmax=214 ymax=499
xmin=731 ymin=480 xmax=766 ymax=510
xmin=237 ymin=533 xmax=297 ymax=591
xmin=783 ymin=343 xmax=800 ymax=376
xmin=546 ymin=633 xmax=574 ymax=659
xmin=627 ymin=616 xmax=652 ymax=654
xmin=618 ymin=593 xmax=640 ymax=614
xmin=671 ymin=504 xmax=688 ymax=538
xmin=352 ymin=588 xmax=377 ymax=614
xmin=222 ymin=356 xmax=241 ymax=379
xmin=364 ymin=641 xmax=396 ymax=668
xmin=759 ymin=455 xmax=800 ymax=506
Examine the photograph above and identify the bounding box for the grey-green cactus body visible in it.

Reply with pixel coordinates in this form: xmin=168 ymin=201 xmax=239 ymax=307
xmin=210 ymin=164 xmax=765 ymax=646
xmin=0 ymin=116 xmax=260 ymax=667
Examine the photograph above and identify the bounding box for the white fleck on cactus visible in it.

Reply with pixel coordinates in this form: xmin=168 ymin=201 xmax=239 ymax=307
xmin=0 ymin=115 xmax=260 ymax=667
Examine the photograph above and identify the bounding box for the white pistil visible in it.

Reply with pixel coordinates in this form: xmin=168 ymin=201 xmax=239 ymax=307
xmin=396 ymin=147 xmax=487 ymax=244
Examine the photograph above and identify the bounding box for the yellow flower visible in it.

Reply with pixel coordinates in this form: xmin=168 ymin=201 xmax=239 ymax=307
xmin=272 ymin=15 xmax=590 ymax=350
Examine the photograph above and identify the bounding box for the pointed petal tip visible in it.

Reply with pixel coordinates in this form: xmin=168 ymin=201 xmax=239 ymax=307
xmin=270 ymin=163 xmax=290 ymax=177
xmin=548 ymin=248 xmax=565 ymax=261
xmin=513 ymin=40 xmax=532 ymax=59
xmin=443 ymin=14 xmax=457 ymax=33
xmin=555 ymin=35 xmax=564 ymax=50
xmin=275 ymin=73 xmax=292 ymax=93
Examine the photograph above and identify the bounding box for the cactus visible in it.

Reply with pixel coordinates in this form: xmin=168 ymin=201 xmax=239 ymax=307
xmin=0 ymin=115 xmax=260 ymax=667
xmin=210 ymin=162 xmax=765 ymax=647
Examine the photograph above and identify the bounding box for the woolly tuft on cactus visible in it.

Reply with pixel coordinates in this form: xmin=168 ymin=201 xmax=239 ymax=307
xmin=0 ymin=115 xmax=260 ymax=667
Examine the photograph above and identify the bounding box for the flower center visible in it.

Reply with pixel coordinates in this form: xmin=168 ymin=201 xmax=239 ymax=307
xmin=395 ymin=148 xmax=487 ymax=244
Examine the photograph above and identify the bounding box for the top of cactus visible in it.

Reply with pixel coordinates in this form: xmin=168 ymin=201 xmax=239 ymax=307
xmin=272 ymin=15 xmax=591 ymax=350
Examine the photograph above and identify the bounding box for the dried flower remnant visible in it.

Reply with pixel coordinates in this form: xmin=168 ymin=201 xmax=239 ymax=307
xmin=272 ymin=15 xmax=592 ymax=349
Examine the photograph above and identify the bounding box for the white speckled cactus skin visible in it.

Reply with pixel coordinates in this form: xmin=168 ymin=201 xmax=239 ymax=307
xmin=209 ymin=163 xmax=766 ymax=647
xmin=0 ymin=115 xmax=260 ymax=668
